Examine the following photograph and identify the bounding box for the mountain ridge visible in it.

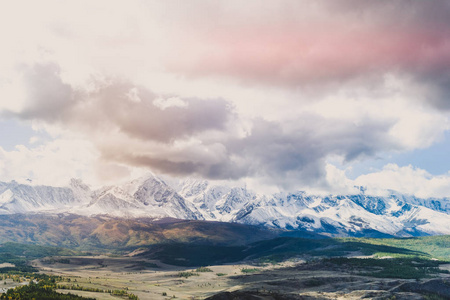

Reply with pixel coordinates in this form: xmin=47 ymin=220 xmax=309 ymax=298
xmin=0 ymin=174 xmax=449 ymax=237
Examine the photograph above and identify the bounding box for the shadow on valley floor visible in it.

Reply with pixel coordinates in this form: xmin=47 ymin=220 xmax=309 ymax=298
xmin=138 ymin=237 xmax=431 ymax=267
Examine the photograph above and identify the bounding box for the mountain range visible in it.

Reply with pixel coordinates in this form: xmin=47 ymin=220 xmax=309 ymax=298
xmin=0 ymin=174 xmax=449 ymax=237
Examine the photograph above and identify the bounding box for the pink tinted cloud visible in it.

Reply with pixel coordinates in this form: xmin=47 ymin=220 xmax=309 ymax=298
xmin=165 ymin=2 xmax=450 ymax=88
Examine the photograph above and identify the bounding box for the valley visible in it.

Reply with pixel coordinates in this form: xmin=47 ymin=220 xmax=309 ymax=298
xmin=3 ymin=250 xmax=450 ymax=300
xmin=0 ymin=203 xmax=449 ymax=299
xmin=0 ymin=226 xmax=449 ymax=299
xmin=3 ymin=1 xmax=450 ymax=299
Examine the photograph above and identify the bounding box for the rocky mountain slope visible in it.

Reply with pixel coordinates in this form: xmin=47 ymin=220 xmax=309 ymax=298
xmin=0 ymin=174 xmax=449 ymax=237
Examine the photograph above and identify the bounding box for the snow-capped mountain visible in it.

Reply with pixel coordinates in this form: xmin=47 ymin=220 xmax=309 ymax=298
xmin=0 ymin=174 xmax=449 ymax=237
xmin=175 ymin=178 xmax=256 ymax=222
xmin=0 ymin=174 xmax=202 ymax=220
xmin=0 ymin=180 xmax=83 ymax=214
xmin=85 ymin=175 xmax=202 ymax=219
xmin=174 ymin=179 xmax=450 ymax=237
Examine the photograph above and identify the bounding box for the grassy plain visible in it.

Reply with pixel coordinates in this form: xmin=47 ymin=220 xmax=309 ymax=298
xmin=1 ymin=228 xmax=450 ymax=299
xmin=29 ymin=254 xmax=450 ymax=299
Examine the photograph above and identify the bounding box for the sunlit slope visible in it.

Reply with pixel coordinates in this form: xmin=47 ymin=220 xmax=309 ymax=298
xmin=0 ymin=214 xmax=279 ymax=250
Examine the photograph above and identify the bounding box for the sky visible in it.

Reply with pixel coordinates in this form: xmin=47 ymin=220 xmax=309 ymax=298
xmin=1 ymin=0 xmax=450 ymax=197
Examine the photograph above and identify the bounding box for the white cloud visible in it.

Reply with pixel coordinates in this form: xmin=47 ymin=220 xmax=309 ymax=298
xmin=354 ymin=164 xmax=450 ymax=198
xmin=1 ymin=61 xmax=449 ymax=193
xmin=153 ymin=96 xmax=188 ymax=110
xmin=28 ymin=136 xmax=40 ymax=144
xmin=0 ymin=70 xmax=28 ymax=113
xmin=0 ymin=139 xmax=100 ymax=187
xmin=1 ymin=0 xmax=450 ymax=195
xmin=305 ymin=74 xmax=450 ymax=151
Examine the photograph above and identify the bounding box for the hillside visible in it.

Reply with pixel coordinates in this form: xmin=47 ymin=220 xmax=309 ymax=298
xmin=0 ymin=214 xmax=280 ymax=251
xmin=343 ymin=235 xmax=450 ymax=259
xmin=0 ymin=213 xmax=448 ymax=263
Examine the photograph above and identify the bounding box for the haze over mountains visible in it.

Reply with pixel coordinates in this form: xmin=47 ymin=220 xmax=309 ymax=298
xmin=0 ymin=174 xmax=449 ymax=238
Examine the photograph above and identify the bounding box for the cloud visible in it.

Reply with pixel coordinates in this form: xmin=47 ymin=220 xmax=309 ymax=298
xmin=1 ymin=60 xmax=449 ymax=193
xmin=1 ymin=1 xmax=450 ymax=195
xmin=162 ymin=1 xmax=450 ymax=108
xmin=354 ymin=164 xmax=450 ymax=198
xmin=0 ymin=139 xmax=99 ymax=186
xmin=0 ymin=63 xmax=242 ymax=181
xmin=2 ymin=63 xmax=233 ymax=143
xmin=75 ymin=81 xmax=232 ymax=143
xmin=224 ymin=115 xmax=401 ymax=190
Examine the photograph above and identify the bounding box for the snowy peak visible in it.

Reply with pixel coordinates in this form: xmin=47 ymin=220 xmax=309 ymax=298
xmin=0 ymin=180 xmax=79 ymax=214
xmin=175 ymin=178 xmax=209 ymax=196
xmin=125 ymin=177 xmax=450 ymax=236
xmin=86 ymin=174 xmax=202 ymax=220
xmin=176 ymin=179 xmax=258 ymax=221
xmin=0 ymin=175 xmax=449 ymax=237
xmin=229 ymin=191 xmax=450 ymax=236
xmin=69 ymin=178 xmax=90 ymax=191
xmin=216 ymin=187 xmax=255 ymax=214
xmin=133 ymin=176 xmax=176 ymax=205
xmin=69 ymin=178 xmax=92 ymax=205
